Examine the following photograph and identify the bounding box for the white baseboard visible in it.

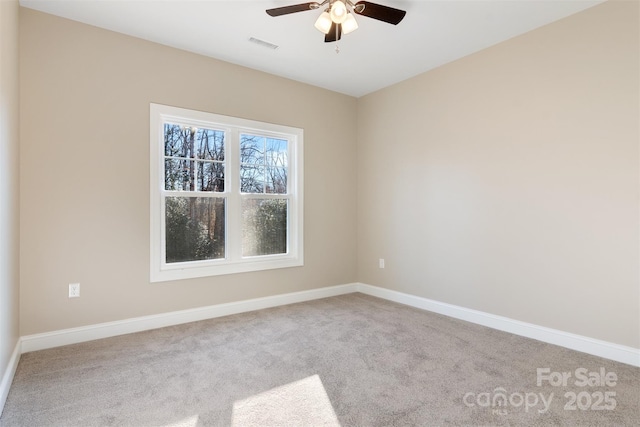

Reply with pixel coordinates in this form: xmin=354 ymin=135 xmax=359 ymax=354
xmin=355 ymin=283 xmax=640 ymax=367
xmin=16 ymin=281 xmax=640 ymax=368
xmin=0 ymin=339 xmax=21 ymax=417
xmin=21 ymin=283 xmax=358 ymax=353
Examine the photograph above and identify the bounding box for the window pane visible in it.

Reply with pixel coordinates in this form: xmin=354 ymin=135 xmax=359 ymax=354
xmin=165 ymin=123 xmax=225 ymax=160
xmin=164 ymin=124 xmax=191 ymax=157
xmin=265 ymin=167 xmax=287 ymax=194
xmin=240 ymin=165 xmax=264 ymax=193
xmin=197 ymin=161 xmax=224 ymax=192
xmin=240 ymin=134 xmax=264 ymax=165
xmin=165 ymin=196 xmax=225 ymax=263
xmin=196 ymin=128 xmax=225 ymax=161
xmin=165 ymin=159 xmax=195 ymax=191
xmin=242 ymin=199 xmax=287 ymax=257
xmin=266 ymin=138 xmax=287 ymax=167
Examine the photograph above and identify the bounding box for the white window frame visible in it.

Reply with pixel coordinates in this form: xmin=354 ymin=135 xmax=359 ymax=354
xmin=150 ymin=103 xmax=304 ymax=282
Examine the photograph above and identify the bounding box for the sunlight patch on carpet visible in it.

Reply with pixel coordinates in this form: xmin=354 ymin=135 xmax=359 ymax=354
xmin=232 ymin=374 xmax=340 ymax=426
xmin=161 ymin=414 xmax=199 ymax=427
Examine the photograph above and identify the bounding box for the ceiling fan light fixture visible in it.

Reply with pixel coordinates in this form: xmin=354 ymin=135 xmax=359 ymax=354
xmin=342 ymin=12 xmax=358 ymax=34
xmin=314 ymin=11 xmax=332 ymax=34
xmin=330 ymin=0 xmax=348 ymax=24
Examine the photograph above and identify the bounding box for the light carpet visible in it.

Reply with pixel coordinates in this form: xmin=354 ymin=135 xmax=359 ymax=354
xmin=1 ymin=293 xmax=638 ymax=426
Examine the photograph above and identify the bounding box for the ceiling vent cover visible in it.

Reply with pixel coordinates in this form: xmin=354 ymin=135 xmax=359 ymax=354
xmin=249 ymin=37 xmax=279 ymax=50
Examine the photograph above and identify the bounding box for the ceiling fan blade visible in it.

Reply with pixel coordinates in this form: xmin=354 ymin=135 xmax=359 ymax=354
xmin=324 ymin=22 xmax=342 ymax=43
xmin=354 ymin=1 xmax=406 ymax=25
xmin=266 ymin=2 xmax=319 ymax=17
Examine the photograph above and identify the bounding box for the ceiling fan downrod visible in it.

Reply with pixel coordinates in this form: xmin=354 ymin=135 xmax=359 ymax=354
xmin=335 ymin=20 xmax=340 ymax=53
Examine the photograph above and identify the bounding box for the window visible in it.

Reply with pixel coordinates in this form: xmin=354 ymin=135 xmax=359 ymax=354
xmin=150 ymin=104 xmax=303 ymax=282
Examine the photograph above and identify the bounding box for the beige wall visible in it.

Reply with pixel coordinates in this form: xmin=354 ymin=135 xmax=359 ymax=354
xmin=0 ymin=0 xmax=20 ymax=391
xmin=357 ymin=0 xmax=639 ymax=348
xmin=18 ymin=1 xmax=640 ymax=350
xmin=19 ymin=8 xmax=358 ymax=335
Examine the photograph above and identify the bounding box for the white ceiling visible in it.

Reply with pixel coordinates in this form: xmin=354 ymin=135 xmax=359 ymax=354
xmin=20 ymin=0 xmax=605 ymax=97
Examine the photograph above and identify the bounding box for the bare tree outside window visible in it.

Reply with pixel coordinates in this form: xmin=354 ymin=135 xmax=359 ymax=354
xmin=240 ymin=134 xmax=288 ymax=256
xmin=164 ymin=123 xmax=225 ymax=263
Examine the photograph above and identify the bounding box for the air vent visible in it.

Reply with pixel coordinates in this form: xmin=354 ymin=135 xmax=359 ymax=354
xmin=249 ymin=37 xmax=279 ymax=50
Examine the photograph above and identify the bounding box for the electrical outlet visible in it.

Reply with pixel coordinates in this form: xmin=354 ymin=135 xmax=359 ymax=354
xmin=69 ymin=283 xmax=80 ymax=298
xmin=379 ymin=258 xmax=385 ymax=269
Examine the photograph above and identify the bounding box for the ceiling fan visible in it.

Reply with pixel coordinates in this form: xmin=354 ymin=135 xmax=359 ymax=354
xmin=266 ymin=1 xmax=407 ymax=43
